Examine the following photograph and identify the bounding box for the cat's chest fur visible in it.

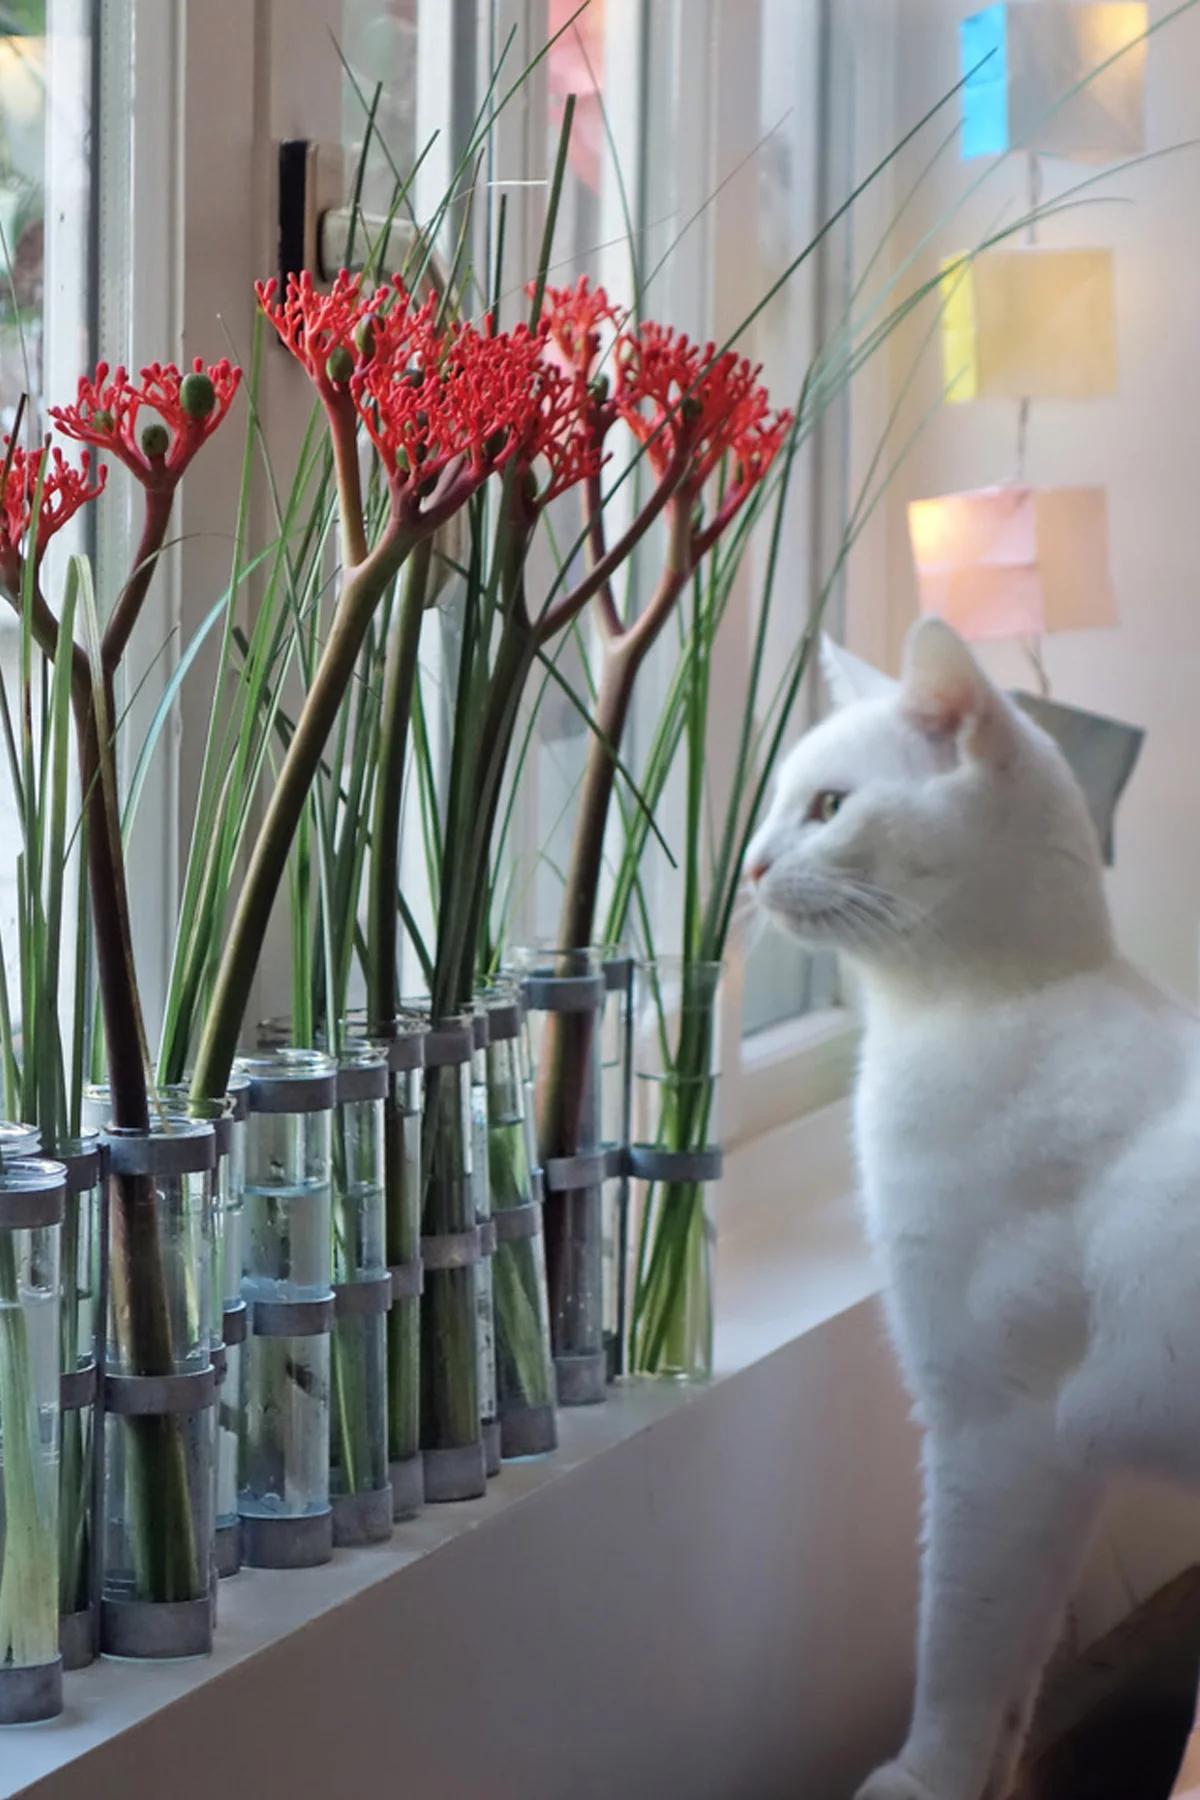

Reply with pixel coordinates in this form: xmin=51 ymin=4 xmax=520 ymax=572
xmin=853 ymin=963 xmax=1200 ymax=1430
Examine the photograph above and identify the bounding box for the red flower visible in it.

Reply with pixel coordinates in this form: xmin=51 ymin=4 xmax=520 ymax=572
xmin=50 ymin=357 xmax=240 ymax=487
xmin=256 ymin=270 xmax=382 ymax=409
xmin=260 ymin=269 xmax=605 ymax=525
xmin=534 ymin=276 xmax=622 ymax=381
xmin=614 ymin=324 xmax=792 ymax=534
xmin=0 ymin=439 xmax=106 ymax=593
xmin=498 ymin=324 xmax=606 ymax=511
xmin=137 ymin=359 xmax=241 ymax=476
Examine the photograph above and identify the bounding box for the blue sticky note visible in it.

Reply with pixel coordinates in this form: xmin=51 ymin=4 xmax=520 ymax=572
xmin=961 ymin=4 xmax=1009 ymax=158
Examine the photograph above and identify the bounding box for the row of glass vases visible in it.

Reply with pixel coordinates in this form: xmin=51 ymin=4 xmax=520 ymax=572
xmin=0 ymin=958 xmax=721 ymax=1717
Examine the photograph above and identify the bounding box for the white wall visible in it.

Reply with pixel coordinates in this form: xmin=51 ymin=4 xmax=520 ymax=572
xmin=840 ymin=0 xmax=1200 ymax=1647
xmin=850 ymin=0 xmax=1200 ymax=1002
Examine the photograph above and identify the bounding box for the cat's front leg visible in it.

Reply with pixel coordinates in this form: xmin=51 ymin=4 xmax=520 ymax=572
xmin=855 ymin=1418 xmax=1100 ymax=1800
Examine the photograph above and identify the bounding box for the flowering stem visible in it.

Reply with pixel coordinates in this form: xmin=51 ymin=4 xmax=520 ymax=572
xmin=557 ymin=498 xmax=693 ymax=947
xmin=367 ymin=540 xmax=431 ymax=1033
xmin=536 ymin=452 xmax=688 ymax=643
xmin=72 ymin=675 xmax=149 ymax=1130
xmin=101 ymin=485 xmax=174 ymax=674
xmin=328 ymin=402 xmax=368 ymax=570
xmin=191 ymin=524 xmax=415 ymax=1107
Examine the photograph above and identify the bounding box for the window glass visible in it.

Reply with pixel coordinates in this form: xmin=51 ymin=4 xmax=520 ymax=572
xmin=0 ymin=0 xmax=94 ymax=1021
xmin=341 ymin=0 xmax=419 ymax=215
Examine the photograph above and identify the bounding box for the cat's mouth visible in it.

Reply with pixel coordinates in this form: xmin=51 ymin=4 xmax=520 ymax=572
xmin=756 ymin=872 xmax=910 ymax=954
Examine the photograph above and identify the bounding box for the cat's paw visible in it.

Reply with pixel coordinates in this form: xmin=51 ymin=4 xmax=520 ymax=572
xmin=854 ymin=1761 xmax=939 ymax=1800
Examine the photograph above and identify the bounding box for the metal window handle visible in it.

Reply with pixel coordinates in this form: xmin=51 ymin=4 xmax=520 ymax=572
xmin=277 ymin=139 xmax=448 ymax=295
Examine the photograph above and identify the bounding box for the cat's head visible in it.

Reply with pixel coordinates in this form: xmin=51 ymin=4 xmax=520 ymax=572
xmin=745 ymin=619 xmax=1112 ymax=989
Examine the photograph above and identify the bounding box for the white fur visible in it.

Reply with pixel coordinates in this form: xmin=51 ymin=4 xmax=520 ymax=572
xmin=747 ymin=621 xmax=1198 ymax=1800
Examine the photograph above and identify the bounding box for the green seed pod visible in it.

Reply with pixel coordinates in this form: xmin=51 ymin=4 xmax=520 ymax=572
xmin=141 ymin=421 xmax=170 ymax=459
xmin=325 ymin=345 xmax=355 ymax=385
xmin=180 ymin=370 xmax=216 ymax=419
xmin=680 ymin=394 xmax=703 ymax=424
xmin=353 ymin=317 xmax=377 ymax=358
xmin=588 ymin=374 xmax=610 ymax=406
xmin=91 ymin=408 xmax=115 ymax=433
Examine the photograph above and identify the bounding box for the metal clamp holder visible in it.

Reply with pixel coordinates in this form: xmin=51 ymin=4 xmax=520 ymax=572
xmin=103 ymin=1123 xmax=215 ymax=1176
xmin=484 ymin=997 xmax=522 ymax=1040
xmin=222 ymin=1298 xmax=248 ymax=1346
xmin=336 ymin=1060 xmax=388 ymax=1104
xmin=0 ymin=1159 xmax=65 ymax=1230
xmin=627 ymin=1145 xmax=724 ymax=1184
xmin=521 ymin=972 xmax=605 ymax=1013
xmin=421 ymin=1227 xmax=482 ymax=1270
xmin=492 ymin=1201 xmax=542 ymax=1244
xmin=250 ymin=1294 xmax=334 ymax=1337
xmin=59 ymin=1358 xmax=97 ymax=1412
xmin=104 ymin=1366 xmax=216 ymax=1415
xmin=389 ymin=1258 xmax=424 ymax=1301
xmin=542 ymin=1144 xmax=623 ymax=1192
xmin=422 ymin=1020 xmax=474 ymax=1068
xmin=603 ymin=954 xmax=633 ymax=991
xmin=333 ymin=1273 xmax=394 ymax=1319
xmin=101 ymin=1595 xmax=213 ymax=1661
xmin=62 ymin=1138 xmax=101 ymax=1192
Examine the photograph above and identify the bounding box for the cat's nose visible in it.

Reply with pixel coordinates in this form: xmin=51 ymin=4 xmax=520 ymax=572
xmin=746 ymin=854 xmax=772 ymax=884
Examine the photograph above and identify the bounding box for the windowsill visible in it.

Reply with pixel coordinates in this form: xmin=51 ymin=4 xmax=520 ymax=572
xmin=7 ymin=1098 xmax=876 ymax=1800
xmin=731 ymin=1007 xmax=860 ymax=1147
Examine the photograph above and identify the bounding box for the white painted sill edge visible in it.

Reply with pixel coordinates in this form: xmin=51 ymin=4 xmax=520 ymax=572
xmin=5 ymin=1097 xmax=876 ymax=1799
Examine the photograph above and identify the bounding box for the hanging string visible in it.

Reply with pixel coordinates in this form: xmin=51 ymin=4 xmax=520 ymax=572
xmin=1019 ymin=150 xmax=1049 ymax=695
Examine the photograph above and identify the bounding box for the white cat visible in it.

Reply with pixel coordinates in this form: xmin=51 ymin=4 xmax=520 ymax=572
xmin=746 ymin=618 xmax=1200 ymax=1800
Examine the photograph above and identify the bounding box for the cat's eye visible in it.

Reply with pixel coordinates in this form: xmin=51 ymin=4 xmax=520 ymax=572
xmin=809 ymin=789 xmax=847 ymax=824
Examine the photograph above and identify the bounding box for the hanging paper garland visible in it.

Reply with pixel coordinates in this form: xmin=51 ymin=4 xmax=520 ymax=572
xmin=941 ymin=246 xmax=1117 ymax=401
xmin=961 ymin=3 xmax=1147 ymax=161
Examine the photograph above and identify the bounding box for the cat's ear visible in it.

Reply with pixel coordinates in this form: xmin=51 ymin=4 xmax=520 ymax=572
xmin=901 ymin=618 xmax=1017 ymax=767
xmin=820 ymin=635 xmax=898 ymax=709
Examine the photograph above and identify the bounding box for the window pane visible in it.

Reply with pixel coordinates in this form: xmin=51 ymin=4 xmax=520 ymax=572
xmin=341 ymin=0 xmax=419 ymax=213
xmin=0 ymin=0 xmax=94 ymax=1023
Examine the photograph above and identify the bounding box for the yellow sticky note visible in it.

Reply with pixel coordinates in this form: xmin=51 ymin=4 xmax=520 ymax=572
xmin=942 ymin=247 xmax=1117 ymax=402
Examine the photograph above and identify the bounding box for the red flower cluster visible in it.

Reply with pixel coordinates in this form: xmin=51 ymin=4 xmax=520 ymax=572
xmin=262 ymin=267 xmax=788 ymax=540
xmin=535 ymin=276 xmax=622 ymax=382
xmin=531 ymin=281 xmax=789 ymax=545
xmin=260 ymin=271 xmax=606 ymax=522
xmin=480 ymin=323 xmax=606 ymax=511
xmin=0 ymin=440 xmax=106 ymax=593
xmin=614 ymin=325 xmax=792 ymax=519
xmin=256 ymin=270 xmax=382 ymax=409
xmin=51 ymin=357 xmax=240 ymax=488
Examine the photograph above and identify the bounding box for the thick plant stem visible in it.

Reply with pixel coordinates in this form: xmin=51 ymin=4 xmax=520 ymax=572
xmin=101 ymin=486 xmax=174 ymax=674
xmin=558 ymin=645 xmax=640 ymax=951
xmin=75 ymin=674 xmax=203 ymax=1595
xmin=367 ymin=540 xmax=432 ymax=1034
xmin=538 ymin=505 xmax=693 ymax=1169
xmin=72 ymin=675 xmax=148 ymax=1132
xmin=191 ymin=528 xmax=414 ymax=1109
xmin=434 ymin=611 xmax=536 ymax=1016
xmin=70 ymin=483 xmax=205 ymax=1600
